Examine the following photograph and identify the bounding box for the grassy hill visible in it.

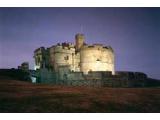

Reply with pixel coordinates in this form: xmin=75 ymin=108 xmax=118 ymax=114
xmin=0 ymin=76 xmax=159 ymax=112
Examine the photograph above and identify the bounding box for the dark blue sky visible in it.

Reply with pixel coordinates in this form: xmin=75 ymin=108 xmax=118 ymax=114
xmin=0 ymin=8 xmax=160 ymax=79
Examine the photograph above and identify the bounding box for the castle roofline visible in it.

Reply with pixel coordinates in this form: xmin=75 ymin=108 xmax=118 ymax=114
xmin=34 ymin=47 xmax=45 ymax=53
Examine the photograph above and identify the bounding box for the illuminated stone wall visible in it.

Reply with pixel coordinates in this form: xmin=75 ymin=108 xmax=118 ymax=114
xmin=80 ymin=44 xmax=115 ymax=74
xmin=33 ymin=47 xmax=46 ymax=70
xmin=34 ymin=34 xmax=115 ymax=75
xmin=75 ymin=33 xmax=85 ymax=52
xmin=74 ymin=52 xmax=80 ymax=71
xmin=49 ymin=44 xmax=75 ymax=72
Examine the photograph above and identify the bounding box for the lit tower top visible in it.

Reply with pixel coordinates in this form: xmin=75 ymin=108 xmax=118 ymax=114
xmin=75 ymin=33 xmax=85 ymax=52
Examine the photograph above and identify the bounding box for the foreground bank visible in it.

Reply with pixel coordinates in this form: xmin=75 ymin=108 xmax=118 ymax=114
xmin=0 ymin=77 xmax=159 ymax=112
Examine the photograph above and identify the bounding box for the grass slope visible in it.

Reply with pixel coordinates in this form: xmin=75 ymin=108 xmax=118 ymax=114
xmin=0 ymin=77 xmax=159 ymax=112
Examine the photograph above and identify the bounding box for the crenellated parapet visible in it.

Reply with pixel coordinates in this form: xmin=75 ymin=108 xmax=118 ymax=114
xmin=33 ymin=33 xmax=115 ymax=75
xmin=81 ymin=44 xmax=114 ymax=53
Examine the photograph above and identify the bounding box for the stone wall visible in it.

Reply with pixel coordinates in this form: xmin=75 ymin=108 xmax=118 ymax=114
xmin=34 ymin=67 xmax=149 ymax=87
xmin=33 ymin=34 xmax=116 ymax=75
xmin=58 ymin=79 xmax=102 ymax=87
xmin=80 ymin=44 xmax=114 ymax=74
xmin=36 ymin=68 xmax=57 ymax=84
xmin=34 ymin=47 xmax=50 ymax=70
xmin=50 ymin=44 xmax=75 ymax=72
xmin=75 ymin=33 xmax=85 ymax=52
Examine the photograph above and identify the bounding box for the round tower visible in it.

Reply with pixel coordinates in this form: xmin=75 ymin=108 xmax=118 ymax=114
xmin=50 ymin=45 xmax=75 ymax=72
xmin=80 ymin=45 xmax=115 ymax=75
xmin=75 ymin=33 xmax=85 ymax=52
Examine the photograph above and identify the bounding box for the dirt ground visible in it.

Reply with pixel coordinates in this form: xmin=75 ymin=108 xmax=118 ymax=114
xmin=0 ymin=77 xmax=159 ymax=113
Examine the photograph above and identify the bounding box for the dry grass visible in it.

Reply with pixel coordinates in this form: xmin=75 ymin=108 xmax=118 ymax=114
xmin=0 ymin=77 xmax=159 ymax=112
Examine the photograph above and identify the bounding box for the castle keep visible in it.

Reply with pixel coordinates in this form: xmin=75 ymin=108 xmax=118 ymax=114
xmin=34 ymin=33 xmax=115 ymax=74
xmin=33 ymin=34 xmax=147 ymax=87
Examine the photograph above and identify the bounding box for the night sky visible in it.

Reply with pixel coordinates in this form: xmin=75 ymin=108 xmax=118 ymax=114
xmin=0 ymin=8 xmax=160 ymax=79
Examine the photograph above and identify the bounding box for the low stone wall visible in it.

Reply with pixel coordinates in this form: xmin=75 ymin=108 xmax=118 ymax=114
xmin=58 ymin=79 xmax=102 ymax=87
xmin=36 ymin=68 xmax=57 ymax=84
xmin=33 ymin=69 xmax=153 ymax=87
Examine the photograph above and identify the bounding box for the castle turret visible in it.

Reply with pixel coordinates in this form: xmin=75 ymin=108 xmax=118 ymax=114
xmin=75 ymin=33 xmax=85 ymax=52
xmin=80 ymin=45 xmax=115 ymax=74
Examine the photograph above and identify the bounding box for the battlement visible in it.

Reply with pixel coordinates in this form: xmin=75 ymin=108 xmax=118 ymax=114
xmin=81 ymin=44 xmax=114 ymax=52
xmin=34 ymin=47 xmax=45 ymax=53
xmin=50 ymin=45 xmax=75 ymax=53
xmin=34 ymin=33 xmax=115 ymax=75
xmin=104 ymin=46 xmax=114 ymax=52
xmin=57 ymin=42 xmax=74 ymax=47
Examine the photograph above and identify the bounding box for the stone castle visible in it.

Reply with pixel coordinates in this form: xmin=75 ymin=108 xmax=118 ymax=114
xmin=33 ymin=33 xmax=148 ymax=87
xmin=34 ymin=33 xmax=114 ymax=75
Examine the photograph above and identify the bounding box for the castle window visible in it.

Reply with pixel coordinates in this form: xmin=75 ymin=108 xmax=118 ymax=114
xmin=97 ymin=59 xmax=100 ymax=61
xmin=88 ymin=45 xmax=94 ymax=48
xmin=64 ymin=56 xmax=69 ymax=60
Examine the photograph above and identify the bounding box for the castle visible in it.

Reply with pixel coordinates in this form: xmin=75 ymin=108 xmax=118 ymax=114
xmin=34 ymin=33 xmax=115 ymax=75
xmin=33 ymin=33 xmax=148 ymax=87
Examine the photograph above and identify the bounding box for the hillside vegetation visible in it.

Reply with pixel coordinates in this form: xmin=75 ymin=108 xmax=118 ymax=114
xmin=0 ymin=76 xmax=159 ymax=112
